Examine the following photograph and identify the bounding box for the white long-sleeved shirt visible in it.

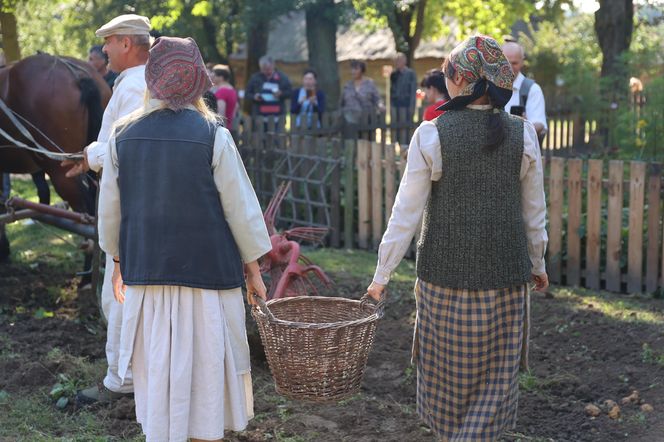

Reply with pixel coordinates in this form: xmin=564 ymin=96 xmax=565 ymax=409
xmin=86 ymin=65 xmax=146 ymax=172
xmin=505 ymin=72 xmax=548 ymax=131
xmin=373 ymin=106 xmax=548 ymax=285
xmin=98 ymin=106 xmax=272 ymax=264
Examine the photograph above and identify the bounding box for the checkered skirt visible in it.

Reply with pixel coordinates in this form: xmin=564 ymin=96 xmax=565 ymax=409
xmin=414 ymin=279 xmax=527 ymax=442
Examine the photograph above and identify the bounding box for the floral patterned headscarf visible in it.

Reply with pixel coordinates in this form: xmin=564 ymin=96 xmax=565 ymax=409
xmin=145 ymin=37 xmax=212 ymax=110
xmin=437 ymin=35 xmax=515 ymax=112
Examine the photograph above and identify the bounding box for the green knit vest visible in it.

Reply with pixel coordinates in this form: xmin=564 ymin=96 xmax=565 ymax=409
xmin=415 ymin=109 xmax=532 ymax=290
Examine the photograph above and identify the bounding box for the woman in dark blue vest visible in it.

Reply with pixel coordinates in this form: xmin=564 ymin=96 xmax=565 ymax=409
xmin=366 ymin=36 xmax=549 ymax=441
xmin=98 ymin=36 xmax=271 ymax=442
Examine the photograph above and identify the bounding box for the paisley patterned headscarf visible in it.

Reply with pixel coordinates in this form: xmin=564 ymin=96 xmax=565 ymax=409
xmin=145 ymin=37 xmax=212 ymax=110
xmin=437 ymin=35 xmax=514 ymax=112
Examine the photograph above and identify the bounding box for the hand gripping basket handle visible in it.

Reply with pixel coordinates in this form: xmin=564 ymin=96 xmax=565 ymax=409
xmin=360 ymin=291 xmax=386 ymax=317
xmin=252 ymin=294 xmax=277 ymax=322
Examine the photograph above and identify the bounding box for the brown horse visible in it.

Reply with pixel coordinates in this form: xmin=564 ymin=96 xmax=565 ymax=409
xmin=0 ymin=54 xmax=111 ymax=262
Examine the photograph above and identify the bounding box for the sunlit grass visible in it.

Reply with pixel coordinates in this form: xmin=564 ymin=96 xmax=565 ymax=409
xmin=4 ymin=175 xmax=80 ymax=271
xmin=5 ymin=174 xmax=64 ymax=204
xmin=305 ymin=247 xmax=416 ymax=284
xmin=552 ymin=287 xmax=664 ymax=325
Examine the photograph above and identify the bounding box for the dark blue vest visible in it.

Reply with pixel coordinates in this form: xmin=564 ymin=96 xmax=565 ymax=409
xmin=115 ymin=109 xmax=244 ymax=290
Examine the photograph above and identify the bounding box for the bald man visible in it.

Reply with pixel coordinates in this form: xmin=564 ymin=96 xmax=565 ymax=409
xmin=502 ymin=41 xmax=547 ymax=142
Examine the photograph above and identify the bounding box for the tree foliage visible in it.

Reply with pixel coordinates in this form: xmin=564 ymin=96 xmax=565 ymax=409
xmin=11 ymin=0 xmax=248 ymax=62
xmin=353 ymin=0 xmax=533 ymax=63
xmin=520 ymin=13 xmax=603 ymax=117
xmin=14 ymin=0 xmax=76 ymax=58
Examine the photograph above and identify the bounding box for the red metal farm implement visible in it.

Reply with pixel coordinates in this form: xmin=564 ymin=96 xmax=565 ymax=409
xmin=260 ymin=181 xmax=332 ymax=299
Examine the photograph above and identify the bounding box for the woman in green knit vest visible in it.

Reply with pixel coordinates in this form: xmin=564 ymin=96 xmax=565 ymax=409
xmin=367 ymin=35 xmax=549 ymax=441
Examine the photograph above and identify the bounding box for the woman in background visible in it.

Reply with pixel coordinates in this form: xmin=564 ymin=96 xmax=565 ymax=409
xmin=421 ymin=68 xmax=450 ymax=121
xmin=340 ymin=60 xmax=384 ymax=125
xmin=212 ymin=64 xmax=238 ymax=129
xmin=290 ymin=69 xmax=326 ymax=129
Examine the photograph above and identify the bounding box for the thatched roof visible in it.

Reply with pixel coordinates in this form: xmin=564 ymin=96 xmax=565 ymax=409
xmin=230 ymin=11 xmax=459 ymax=62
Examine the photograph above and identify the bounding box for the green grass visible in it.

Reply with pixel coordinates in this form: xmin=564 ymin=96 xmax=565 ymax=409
xmin=0 ymin=395 xmax=125 ymax=441
xmin=518 ymin=371 xmax=540 ymax=393
xmin=552 ymin=286 xmax=664 ymax=325
xmin=4 ymin=176 xmax=80 ymax=271
xmin=305 ymin=247 xmax=416 ymax=284
xmin=642 ymin=343 xmax=664 ymax=367
xmin=0 ymin=355 xmax=141 ymax=442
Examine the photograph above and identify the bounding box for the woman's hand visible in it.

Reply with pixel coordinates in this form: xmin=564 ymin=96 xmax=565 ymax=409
xmin=531 ymin=273 xmax=549 ymax=291
xmin=245 ymin=260 xmax=267 ymax=306
xmin=112 ymin=261 xmax=126 ymax=304
xmin=366 ymin=281 xmax=386 ymax=302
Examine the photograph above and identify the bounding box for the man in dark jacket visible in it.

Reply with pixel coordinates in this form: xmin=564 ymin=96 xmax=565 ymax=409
xmin=245 ymin=55 xmax=292 ymax=117
xmin=390 ymin=52 xmax=417 ymax=144
xmin=390 ymin=52 xmax=417 ymax=115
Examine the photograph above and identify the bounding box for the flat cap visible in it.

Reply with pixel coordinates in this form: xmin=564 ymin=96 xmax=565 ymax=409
xmin=95 ymin=14 xmax=151 ymax=38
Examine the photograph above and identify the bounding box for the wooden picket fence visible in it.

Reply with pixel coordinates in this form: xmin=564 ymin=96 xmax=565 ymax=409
xmin=545 ymin=157 xmax=663 ymax=293
xmin=237 ymin=124 xmax=664 ymax=294
xmin=354 ymin=144 xmax=664 ymax=294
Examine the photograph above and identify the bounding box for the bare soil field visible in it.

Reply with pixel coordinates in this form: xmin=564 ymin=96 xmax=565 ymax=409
xmin=1 ymin=248 xmax=663 ymax=441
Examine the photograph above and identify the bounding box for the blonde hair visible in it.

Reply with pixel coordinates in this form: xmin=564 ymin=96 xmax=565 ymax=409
xmin=114 ymin=89 xmax=220 ymax=136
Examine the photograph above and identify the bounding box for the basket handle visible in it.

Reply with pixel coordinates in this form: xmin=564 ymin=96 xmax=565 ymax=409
xmin=360 ymin=291 xmax=386 ymax=317
xmin=252 ymin=293 xmax=277 ymax=322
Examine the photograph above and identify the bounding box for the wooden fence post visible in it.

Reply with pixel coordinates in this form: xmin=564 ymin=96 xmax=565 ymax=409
xmin=356 ymin=139 xmax=371 ymax=249
xmin=627 ymin=161 xmax=646 ymax=293
xmin=646 ymin=163 xmax=661 ymax=292
xmin=371 ymin=141 xmax=383 ymax=249
xmin=315 ymin=137 xmax=328 ymax=227
xmin=343 ymin=139 xmax=355 ymax=249
xmin=606 ymin=160 xmax=624 ymax=292
xmin=586 ymin=159 xmax=603 ymax=290
xmin=566 ymin=158 xmax=583 ymax=286
xmin=384 ymin=143 xmax=397 ymax=224
xmin=330 ymin=138 xmax=342 ymax=248
xmin=548 ymin=157 xmax=565 ymax=284
xmin=572 ymin=113 xmax=585 ymax=147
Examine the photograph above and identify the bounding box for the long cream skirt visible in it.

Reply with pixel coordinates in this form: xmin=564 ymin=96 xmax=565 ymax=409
xmin=118 ymin=285 xmax=254 ymax=442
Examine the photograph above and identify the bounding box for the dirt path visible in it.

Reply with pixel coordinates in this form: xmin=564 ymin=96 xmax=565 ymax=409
xmin=1 ymin=261 xmax=663 ymax=441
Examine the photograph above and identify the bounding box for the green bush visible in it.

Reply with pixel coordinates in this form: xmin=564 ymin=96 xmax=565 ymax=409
xmin=521 ymin=13 xmax=664 ymax=160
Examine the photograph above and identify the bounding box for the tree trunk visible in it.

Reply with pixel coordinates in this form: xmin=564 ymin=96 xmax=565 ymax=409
xmin=305 ymin=0 xmax=340 ymax=111
xmin=594 ymin=0 xmax=633 ymax=147
xmin=200 ymin=16 xmax=225 ymax=63
xmin=0 ymin=10 xmax=21 ymax=62
xmin=409 ymin=0 xmax=427 ymax=64
xmin=389 ymin=0 xmax=427 ymax=66
xmin=242 ymin=18 xmax=269 ymax=114
xmin=594 ymin=0 xmax=633 ymax=90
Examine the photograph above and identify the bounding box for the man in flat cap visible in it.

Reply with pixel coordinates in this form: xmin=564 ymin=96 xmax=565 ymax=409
xmin=63 ymin=13 xmax=151 ymax=405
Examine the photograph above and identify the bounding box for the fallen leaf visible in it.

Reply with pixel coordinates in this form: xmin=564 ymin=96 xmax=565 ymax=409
xmin=640 ymin=404 xmax=654 ymax=413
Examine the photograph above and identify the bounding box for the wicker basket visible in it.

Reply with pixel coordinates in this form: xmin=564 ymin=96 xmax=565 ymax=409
xmin=251 ymin=294 xmax=385 ymax=402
